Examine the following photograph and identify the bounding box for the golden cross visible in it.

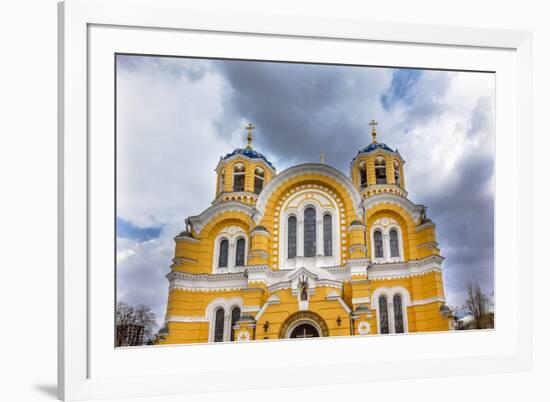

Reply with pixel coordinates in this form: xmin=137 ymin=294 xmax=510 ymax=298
xmin=246 ymin=123 xmax=255 ymax=149
xmin=369 ymin=119 xmax=378 ymax=144
xmin=320 ymin=152 xmax=326 ymax=163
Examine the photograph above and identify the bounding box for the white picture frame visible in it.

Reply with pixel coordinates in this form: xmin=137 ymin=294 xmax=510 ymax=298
xmin=58 ymin=0 xmax=533 ymax=400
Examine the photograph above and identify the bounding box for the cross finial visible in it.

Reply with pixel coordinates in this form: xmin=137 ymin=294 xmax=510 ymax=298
xmin=320 ymin=152 xmax=326 ymax=164
xmin=369 ymin=119 xmax=378 ymax=144
xmin=245 ymin=123 xmax=255 ymax=149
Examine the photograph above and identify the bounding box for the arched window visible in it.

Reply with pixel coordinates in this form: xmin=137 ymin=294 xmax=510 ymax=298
xmin=233 ymin=163 xmax=245 ymax=192
xmin=359 ymin=161 xmax=368 ymax=188
xmin=393 ymin=295 xmax=404 ymax=333
xmin=287 ymin=216 xmax=297 ymax=259
xmin=393 ymin=161 xmax=401 ymax=186
xmin=230 ymin=306 xmax=241 ymax=341
xmin=304 ymin=207 xmax=317 ymax=257
xmin=218 ymin=239 xmax=229 ymax=268
xmin=214 ymin=307 xmax=225 ymax=342
xmin=219 ymin=169 xmax=225 ymax=192
xmin=323 ymin=214 xmax=333 ymax=256
xmin=379 ymin=296 xmax=390 ymax=334
xmin=375 ymin=157 xmax=387 ymax=184
xmin=390 ymin=229 xmax=400 ymax=257
xmin=254 ymin=167 xmax=265 ymax=194
xmin=235 ymin=238 xmax=245 ymax=266
xmin=374 ymin=230 xmax=384 ymax=258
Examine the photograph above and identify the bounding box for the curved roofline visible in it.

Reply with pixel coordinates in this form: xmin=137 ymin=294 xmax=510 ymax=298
xmin=362 ymin=192 xmax=423 ymax=222
xmin=254 ymin=163 xmax=363 ymax=224
xmin=350 ymin=143 xmax=404 ymax=166
xmin=216 ymin=147 xmax=276 ymax=172
xmin=187 ymin=201 xmax=253 ymax=235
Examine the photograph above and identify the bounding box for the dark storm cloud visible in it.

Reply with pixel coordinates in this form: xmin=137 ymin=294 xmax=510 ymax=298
xmin=212 ymin=60 xmax=391 ymax=171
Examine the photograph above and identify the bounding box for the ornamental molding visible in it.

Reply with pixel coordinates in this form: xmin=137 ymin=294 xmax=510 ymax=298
xmin=409 ymin=296 xmax=446 ymax=306
xmin=213 ymin=191 xmax=259 ymax=205
xmin=250 ymin=229 xmax=271 ymax=237
xmin=357 ymin=321 xmax=370 ymax=335
xmin=187 ymin=201 xmax=254 ymax=234
xmin=167 ymin=271 xmax=248 ymax=292
xmin=174 ymin=235 xmax=200 ymax=244
xmin=279 ymin=310 xmax=330 ymax=338
xmin=166 ymin=315 xmax=208 ymax=323
xmin=236 ymin=331 xmax=251 ymax=342
xmin=352 ymin=297 xmax=371 ymax=305
xmin=362 ymin=193 xmax=423 ymax=222
xmin=172 ymin=256 xmax=198 ymax=266
xmin=368 ymin=255 xmax=443 ymax=280
xmin=254 ymin=163 xmax=364 ymax=224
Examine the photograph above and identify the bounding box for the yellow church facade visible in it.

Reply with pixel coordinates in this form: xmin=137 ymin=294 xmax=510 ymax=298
xmin=157 ymin=122 xmax=452 ymax=344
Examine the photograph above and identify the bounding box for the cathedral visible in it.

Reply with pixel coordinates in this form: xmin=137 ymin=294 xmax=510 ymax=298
xmin=157 ymin=121 xmax=452 ymax=344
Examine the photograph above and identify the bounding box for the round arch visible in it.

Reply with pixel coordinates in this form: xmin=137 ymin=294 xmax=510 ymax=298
xmin=278 ymin=311 xmax=329 ymax=339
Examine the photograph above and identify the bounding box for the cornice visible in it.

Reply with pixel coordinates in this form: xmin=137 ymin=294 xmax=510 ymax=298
xmin=362 ymin=192 xmax=423 ymax=222
xmin=187 ymin=201 xmax=254 ymax=234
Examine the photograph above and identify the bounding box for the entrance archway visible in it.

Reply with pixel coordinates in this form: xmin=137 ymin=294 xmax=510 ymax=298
xmin=289 ymin=323 xmax=320 ymax=338
xmin=279 ymin=311 xmax=329 ymax=339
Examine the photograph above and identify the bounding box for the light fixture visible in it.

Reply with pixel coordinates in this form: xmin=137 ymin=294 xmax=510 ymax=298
xmin=337 ymin=315 xmax=342 ymax=326
xmin=263 ymin=321 xmax=269 ymax=332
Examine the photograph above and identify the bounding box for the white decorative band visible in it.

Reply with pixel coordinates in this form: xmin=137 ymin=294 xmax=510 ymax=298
xmin=166 ymin=316 xmax=208 ymax=323
xmin=409 ymin=296 xmax=446 ymax=306
xmin=352 ymin=297 xmax=371 ymax=304
xmin=241 ymin=305 xmax=261 ymax=313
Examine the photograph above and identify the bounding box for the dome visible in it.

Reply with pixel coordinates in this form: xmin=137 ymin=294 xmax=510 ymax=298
xmin=357 ymin=142 xmax=398 ymax=155
xmin=222 ymin=148 xmax=274 ymax=169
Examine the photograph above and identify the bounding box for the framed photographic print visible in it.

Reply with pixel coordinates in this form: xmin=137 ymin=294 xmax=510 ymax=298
xmin=58 ymin=0 xmax=533 ymax=400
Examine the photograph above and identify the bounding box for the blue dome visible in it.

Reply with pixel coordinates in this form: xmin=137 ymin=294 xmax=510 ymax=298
xmin=222 ymin=148 xmax=274 ymax=169
xmin=358 ymin=142 xmax=396 ymax=154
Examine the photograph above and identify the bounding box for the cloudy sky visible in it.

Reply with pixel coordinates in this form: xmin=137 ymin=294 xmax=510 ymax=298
xmin=116 ymin=55 xmax=495 ymax=330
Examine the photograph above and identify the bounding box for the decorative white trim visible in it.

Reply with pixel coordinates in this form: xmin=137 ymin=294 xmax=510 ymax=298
xmin=241 ymin=305 xmax=261 ymax=313
xmin=369 ymin=255 xmax=443 ymax=280
xmin=206 ymin=297 xmax=244 ymax=342
xmin=362 ymin=193 xmax=423 ymax=222
xmin=370 ymin=216 xmax=405 ymax=263
xmin=357 ymin=321 xmax=370 ymax=335
xmin=235 ymin=330 xmax=250 ymax=342
xmin=278 ymin=188 xmax=341 ymax=270
xmin=352 ymin=297 xmax=371 ymax=305
xmin=212 ymin=226 xmax=248 ymax=273
xmin=409 ymin=296 xmax=446 ymax=306
xmin=254 ymin=163 xmax=364 ymax=224
xmin=371 ymin=286 xmax=411 ymax=334
xmin=188 ymin=201 xmax=253 ymax=234
xmin=166 ymin=316 xmax=208 ymax=323
xmin=254 ymin=294 xmax=281 ymax=322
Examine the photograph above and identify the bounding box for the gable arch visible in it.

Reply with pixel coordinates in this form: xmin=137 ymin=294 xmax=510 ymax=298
xmin=254 ymin=163 xmax=363 ymax=224
xmin=366 ymin=207 xmax=414 ymax=260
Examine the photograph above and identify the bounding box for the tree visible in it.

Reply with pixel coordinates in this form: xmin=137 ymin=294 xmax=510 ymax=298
xmin=464 ymin=283 xmax=494 ymax=329
xmin=116 ymin=301 xmax=156 ymax=346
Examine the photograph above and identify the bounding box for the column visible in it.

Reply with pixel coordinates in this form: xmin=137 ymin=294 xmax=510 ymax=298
xmin=297 ymin=219 xmax=304 ymax=257
xmin=316 ymin=218 xmax=324 ymax=257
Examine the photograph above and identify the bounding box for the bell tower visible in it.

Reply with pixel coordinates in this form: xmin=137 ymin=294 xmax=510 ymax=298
xmin=350 ymin=119 xmax=406 ymax=199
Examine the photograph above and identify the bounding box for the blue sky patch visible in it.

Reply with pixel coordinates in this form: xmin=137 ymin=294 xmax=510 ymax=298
xmin=117 ymin=217 xmax=162 ymax=241
xmin=381 ymin=68 xmax=422 ymax=109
